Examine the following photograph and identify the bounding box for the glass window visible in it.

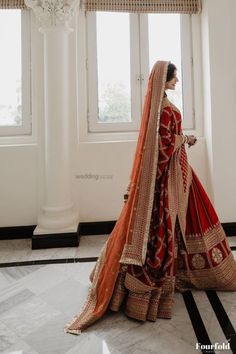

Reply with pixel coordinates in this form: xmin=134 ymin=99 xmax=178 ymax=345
xmin=148 ymin=14 xmax=183 ymax=114
xmin=96 ymin=12 xmax=131 ymax=123
xmin=0 ymin=10 xmax=22 ymax=127
xmin=83 ymin=11 xmax=198 ymax=139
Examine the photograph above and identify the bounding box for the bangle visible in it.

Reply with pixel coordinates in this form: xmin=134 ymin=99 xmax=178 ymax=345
xmin=183 ymin=135 xmax=188 ymax=144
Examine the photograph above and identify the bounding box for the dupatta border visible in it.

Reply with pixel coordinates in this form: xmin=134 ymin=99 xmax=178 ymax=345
xmin=120 ymin=61 xmax=169 ymax=266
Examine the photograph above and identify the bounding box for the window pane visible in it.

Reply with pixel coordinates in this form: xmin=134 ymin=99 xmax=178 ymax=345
xmin=0 ymin=10 xmax=22 ymax=126
xmin=148 ymin=14 xmax=183 ymax=115
xmin=96 ymin=12 xmax=131 ymax=123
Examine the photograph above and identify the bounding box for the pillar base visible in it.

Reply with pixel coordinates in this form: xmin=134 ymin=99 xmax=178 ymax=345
xmin=36 ymin=205 xmax=79 ymax=230
xmin=32 ymin=221 xmax=80 ymax=249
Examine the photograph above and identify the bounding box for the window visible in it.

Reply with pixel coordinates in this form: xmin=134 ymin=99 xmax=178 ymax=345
xmin=148 ymin=14 xmax=194 ymax=130
xmin=0 ymin=9 xmax=31 ymax=137
xmin=77 ymin=10 xmax=201 ymax=140
xmin=96 ymin=13 xmax=131 ymax=124
xmin=87 ymin=12 xmax=141 ymax=132
xmin=148 ymin=14 xmax=183 ymax=111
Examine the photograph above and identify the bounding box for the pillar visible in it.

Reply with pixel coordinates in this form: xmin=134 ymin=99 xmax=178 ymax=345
xmin=25 ymin=0 xmax=80 ymax=248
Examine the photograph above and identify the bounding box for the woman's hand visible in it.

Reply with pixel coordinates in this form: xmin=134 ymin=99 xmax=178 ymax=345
xmin=186 ymin=135 xmax=197 ymax=147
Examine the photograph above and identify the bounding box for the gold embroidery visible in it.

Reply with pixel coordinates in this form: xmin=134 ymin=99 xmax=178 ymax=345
xmin=120 ymin=63 xmax=169 ymax=266
xmin=191 ymin=254 xmax=206 ymax=269
xmin=211 ymin=247 xmax=223 ymax=264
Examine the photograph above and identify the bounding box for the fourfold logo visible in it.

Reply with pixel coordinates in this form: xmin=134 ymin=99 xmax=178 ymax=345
xmin=196 ymin=338 xmax=231 ymax=351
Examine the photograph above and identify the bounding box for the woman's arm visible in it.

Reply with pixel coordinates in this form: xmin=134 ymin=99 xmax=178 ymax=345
xmin=159 ymin=108 xmax=186 ymax=156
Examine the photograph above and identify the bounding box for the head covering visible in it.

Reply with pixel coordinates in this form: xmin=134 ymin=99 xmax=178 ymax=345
xmin=120 ymin=60 xmax=170 ymax=265
xmin=64 ymin=60 xmax=170 ymax=334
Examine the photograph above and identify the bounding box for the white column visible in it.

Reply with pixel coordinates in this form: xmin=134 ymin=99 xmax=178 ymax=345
xmin=26 ymin=0 xmax=79 ymax=236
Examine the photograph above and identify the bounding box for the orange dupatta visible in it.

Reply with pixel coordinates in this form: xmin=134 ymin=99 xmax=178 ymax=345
xmin=64 ymin=61 xmax=169 ymax=334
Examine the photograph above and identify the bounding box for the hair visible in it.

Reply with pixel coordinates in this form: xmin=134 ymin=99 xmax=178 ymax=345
xmin=166 ymin=63 xmax=177 ymax=82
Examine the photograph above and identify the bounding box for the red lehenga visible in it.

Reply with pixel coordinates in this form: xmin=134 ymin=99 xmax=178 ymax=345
xmin=65 ymin=61 xmax=236 ymax=335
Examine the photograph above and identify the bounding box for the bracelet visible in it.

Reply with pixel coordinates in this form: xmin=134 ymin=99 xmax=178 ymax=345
xmin=183 ymin=135 xmax=188 ymax=144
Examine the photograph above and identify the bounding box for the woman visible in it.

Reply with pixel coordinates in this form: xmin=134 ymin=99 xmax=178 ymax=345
xmin=65 ymin=61 xmax=236 ymax=334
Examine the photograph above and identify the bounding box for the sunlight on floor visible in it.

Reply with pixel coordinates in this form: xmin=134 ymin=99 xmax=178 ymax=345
xmin=103 ymin=340 xmax=111 ymax=354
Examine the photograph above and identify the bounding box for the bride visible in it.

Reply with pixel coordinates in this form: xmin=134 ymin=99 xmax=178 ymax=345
xmin=65 ymin=60 xmax=236 ymax=335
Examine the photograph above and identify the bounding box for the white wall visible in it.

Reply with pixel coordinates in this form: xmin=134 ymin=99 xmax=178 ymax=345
xmin=201 ymin=0 xmax=236 ymax=222
xmin=0 ymin=0 xmax=235 ymax=227
xmin=0 ymin=145 xmax=38 ymax=226
xmin=0 ymin=13 xmax=44 ymax=227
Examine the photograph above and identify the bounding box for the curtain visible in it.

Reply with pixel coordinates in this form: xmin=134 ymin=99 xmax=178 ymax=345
xmin=81 ymin=0 xmax=202 ymax=14
xmin=0 ymin=0 xmax=26 ymax=9
xmin=0 ymin=0 xmax=202 ymax=12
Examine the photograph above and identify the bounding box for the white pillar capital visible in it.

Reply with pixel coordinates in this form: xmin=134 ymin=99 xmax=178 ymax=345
xmin=25 ymin=0 xmax=78 ymax=30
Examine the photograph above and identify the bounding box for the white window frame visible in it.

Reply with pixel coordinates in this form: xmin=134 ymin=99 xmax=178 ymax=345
xmin=76 ymin=10 xmax=203 ymax=142
xmin=181 ymin=15 xmax=195 ymax=130
xmin=86 ymin=12 xmax=141 ymax=132
xmin=0 ymin=9 xmax=31 ymax=137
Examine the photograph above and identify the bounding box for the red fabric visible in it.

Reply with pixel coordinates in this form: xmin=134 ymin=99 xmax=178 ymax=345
xmin=128 ymin=104 xmax=226 ymax=286
xmin=186 ymin=169 xmax=218 ymax=236
xmin=128 ymin=106 xmax=179 ymax=286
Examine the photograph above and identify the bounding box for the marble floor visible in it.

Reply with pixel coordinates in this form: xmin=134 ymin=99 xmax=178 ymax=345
xmin=0 ymin=235 xmax=108 ymax=265
xmin=0 ymin=236 xmax=236 ymax=354
xmin=0 ymin=235 xmax=235 ymax=265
